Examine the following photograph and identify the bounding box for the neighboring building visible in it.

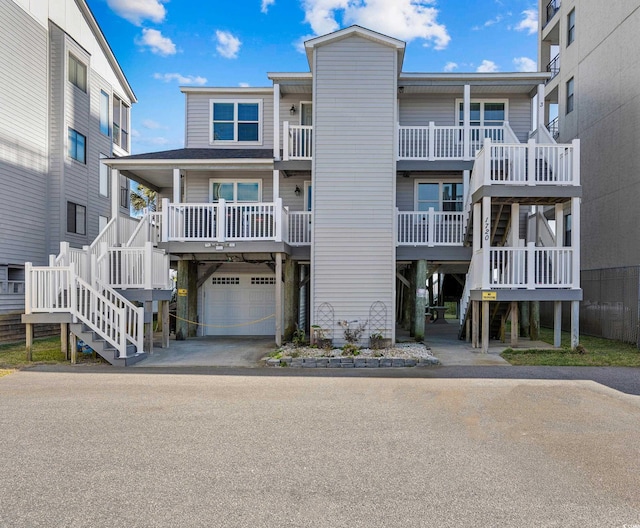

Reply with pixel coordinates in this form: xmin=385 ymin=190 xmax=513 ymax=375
xmin=24 ymin=26 xmax=582 ymax=364
xmin=0 ymin=0 xmax=134 ymax=341
xmin=539 ymin=0 xmax=640 ymax=343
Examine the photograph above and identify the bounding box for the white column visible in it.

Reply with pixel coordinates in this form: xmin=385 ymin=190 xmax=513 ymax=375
xmin=463 ymin=170 xmax=470 ymax=209
xmin=111 ymin=168 xmax=120 ymax=221
xmin=554 ymin=301 xmax=562 ymax=347
xmin=275 ymin=253 xmax=283 ymax=346
xmin=463 ymin=84 xmax=471 ymax=160
xmin=537 ymin=83 xmax=545 ymax=132
xmin=572 ymin=139 xmax=580 ymax=186
xmin=555 ymin=203 xmax=564 ymax=247
xmin=571 ymin=300 xmax=579 ymax=349
xmin=571 ymin=196 xmax=580 ymax=289
xmin=273 ymin=169 xmax=280 ymax=203
xmin=482 ymin=196 xmax=491 ymax=289
xmin=273 ymin=83 xmax=280 ymax=160
xmin=527 ymin=138 xmax=536 ymax=185
xmin=173 ymin=168 xmax=181 ymax=203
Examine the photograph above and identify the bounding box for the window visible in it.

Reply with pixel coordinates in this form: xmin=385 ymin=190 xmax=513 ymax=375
xmin=120 ymin=174 xmax=129 ymax=210
xmin=99 ymin=154 xmax=109 ymax=197
xmin=564 ymin=214 xmax=572 ymax=246
xmin=99 ymin=215 xmax=109 ymax=233
xmin=113 ymin=96 xmax=130 ymax=151
xmin=567 ymin=8 xmax=576 ymax=46
xmin=67 ymin=202 xmax=86 ymax=235
xmin=100 ymin=91 xmax=110 ymax=136
xmin=68 ymin=128 xmax=86 ymax=164
xmin=458 ymin=100 xmax=507 ymax=126
xmin=566 ymin=78 xmax=574 ymax=114
xmin=210 ymin=180 xmax=261 ymax=202
xmin=415 ymin=181 xmax=463 ymax=212
xmin=211 ymin=100 xmax=261 ymax=143
xmin=68 ymin=54 xmax=87 ymax=92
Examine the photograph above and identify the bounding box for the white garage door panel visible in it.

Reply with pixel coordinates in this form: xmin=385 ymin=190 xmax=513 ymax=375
xmin=203 ymin=274 xmax=275 ymax=336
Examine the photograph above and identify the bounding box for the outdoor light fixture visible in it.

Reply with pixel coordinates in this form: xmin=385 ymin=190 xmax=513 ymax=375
xmin=294 ymin=185 xmax=301 ymax=196
xmin=290 ymin=104 xmax=297 ymax=115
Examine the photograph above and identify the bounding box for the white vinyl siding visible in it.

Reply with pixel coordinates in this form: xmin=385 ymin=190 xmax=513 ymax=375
xmin=312 ymin=35 xmax=397 ymax=342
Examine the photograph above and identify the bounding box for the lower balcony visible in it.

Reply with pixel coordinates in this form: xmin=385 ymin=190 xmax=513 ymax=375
xmin=156 ymin=199 xmax=467 ymax=248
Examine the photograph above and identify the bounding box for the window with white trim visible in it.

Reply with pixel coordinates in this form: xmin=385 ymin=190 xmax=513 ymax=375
xmin=415 ymin=181 xmax=464 ymax=212
xmin=100 ymin=91 xmax=110 ymax=136
xmin=457 ymin=100 xmax=507 ymax=126
xmin=210 ymin=180 xmax=261 ymax=202
xmin=68 ymin=128 xmax=86 ymax=164
xmin=567 ymin=8 xmax=576 ymax=46
xmin=99 ymin=215 xmax=109 ymax=233
xmin=68 ymin=54 xmax=87 ymax=92
xmin=566 ymin=78 xmax=574 ymax=114
xmin=113 ymin=95 xmax=130 ymax=152
xmin=67 ymin=202 xmax=86 ymax=235
xmin=211 ymin=100 xmax=262 ymax=144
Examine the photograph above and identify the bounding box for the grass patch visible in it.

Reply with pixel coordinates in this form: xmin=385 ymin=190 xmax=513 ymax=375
xmin=0 ymin=337 xmax=67 ymax=369
xmin=501 ymin=326 xmax=640 ymax=366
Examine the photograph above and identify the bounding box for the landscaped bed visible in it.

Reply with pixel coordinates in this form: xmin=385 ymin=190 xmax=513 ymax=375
xmin=265 ymin=342 xmax=440 ymax=368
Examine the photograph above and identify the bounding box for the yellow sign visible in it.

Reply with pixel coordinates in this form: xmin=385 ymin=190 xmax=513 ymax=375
xmin=178 ymin=289 xmax=188 ymax=296
xmin=482 ymin=291 xmax=497 ymax=300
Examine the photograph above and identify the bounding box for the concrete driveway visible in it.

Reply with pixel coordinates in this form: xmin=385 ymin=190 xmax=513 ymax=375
xmin=136 ymin=335 xmax=275 ymax=367
xmin=1 ymin=368 xmax=639 ymax=527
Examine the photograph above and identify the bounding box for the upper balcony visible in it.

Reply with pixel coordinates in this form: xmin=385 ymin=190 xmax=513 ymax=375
xmin=543 ymin=0 xmax=561 ymax=29
xmin=282 ymin=122 xmax=518 ymax=163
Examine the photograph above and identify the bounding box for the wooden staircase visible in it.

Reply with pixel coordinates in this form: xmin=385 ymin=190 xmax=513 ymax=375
xmin=70 ymin=322 xmax=146 ymax=366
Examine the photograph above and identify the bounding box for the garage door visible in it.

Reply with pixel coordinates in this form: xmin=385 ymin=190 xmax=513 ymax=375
xmin=202 ymin=273 xmax=276 ymax=336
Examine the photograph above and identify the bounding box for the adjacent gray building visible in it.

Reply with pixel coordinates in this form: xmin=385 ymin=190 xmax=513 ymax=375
xmin=0 ymin=0 xmax=135 ymax=340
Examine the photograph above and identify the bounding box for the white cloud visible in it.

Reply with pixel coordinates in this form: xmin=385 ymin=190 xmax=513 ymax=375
xmin=239 ymin=82 xmax=250 ymax=87
xmin=137 ymin=29 xmax=176 ymax=56
xmin=513 ymin=56 xmax=537 ymax=72
xmin=476 ymin=60 xmax=499 ymax=73
xmin=141 ymin=119 xmax=169 ymax=130
xmin=299 ymin=0 xmax=450 ymax=50
xmin=515 ymin=9 xmax=538 ymax=35
xmin=153 ymin=72 xmax=207 ymax=85
xmin=444 ymin=61 xmax=458 ymax=72
xmin=215 ymin=30 xmax=242 ymax=59
xmin=261 ymin=0 xmax=275 ymax=13
xmin=106 ymin=0 xmax=167 ymax=25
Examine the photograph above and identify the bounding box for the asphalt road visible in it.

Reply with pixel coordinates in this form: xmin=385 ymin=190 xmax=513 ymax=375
xmin=1 ymin=367 xmax=639 ymax=527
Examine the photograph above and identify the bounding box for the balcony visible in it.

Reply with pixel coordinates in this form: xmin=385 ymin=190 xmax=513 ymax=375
xmin=544 ymin=0 xmax=561 ymax=28
xmin=282 ymin=122 xmax=515 ymax=162
xmin=546 ymin=54 xmax=560 ymax=82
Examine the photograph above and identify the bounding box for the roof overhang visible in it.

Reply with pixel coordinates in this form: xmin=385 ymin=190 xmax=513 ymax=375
xmin=304 ymin=25 xmax=406 ymax=71
xmin=180 ymin=87 xmax=273 ymax=94
xmin=398 ymin=72 xmax=551 ymax=96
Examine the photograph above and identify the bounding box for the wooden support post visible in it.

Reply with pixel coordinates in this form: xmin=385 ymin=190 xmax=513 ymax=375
xmin=162 ymin=300 xmax=170 ymax=348
xmin=408 ymin=264 xmax=417 ymax=336
xmin=275 ymin=253 xmax=283 ymax=346
xmin=554 ymin=301 xmax=562 ymax=348
xmin=465 ymin=317 xmax=471 ymax=343
xmin=482 ymin=300 xmax=490 ymax=353
xmin=414 ymin=260 xmax=427 ymax=341
xmin=510 ymin=301 xmax=518 ymax=347
xmin=499 ymin=313 xmax=506 ymax=343
xmin=25 ymin=323 xmax=33 ymax=362
xmin=283 ymin=257 xmax=298 ymax=342
xmin=176 ymin=260 xmax=189 ymax=340
xmin=571 ymin=300 xmax=579 ymax=349
xmin=472 ymin=300 xmax=479 ymax=348
xmin=144 ymin=300 xmax=154 ymax=354
xmin=520 ymin=301 xmax=530 ymax=338
xmin=530 ymin=301 xmax=540 ymax=340
xmin=61 ymin=323 xmax=69 ymax=361
xmin=70 ymin=333 xmax=77 ymax=365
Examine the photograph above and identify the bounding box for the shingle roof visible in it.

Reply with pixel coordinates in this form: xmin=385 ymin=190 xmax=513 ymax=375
xmin=115 ymin=148 xmax=274 ymax=161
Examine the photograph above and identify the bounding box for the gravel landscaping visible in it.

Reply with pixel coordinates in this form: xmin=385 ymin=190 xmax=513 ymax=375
xmin=264 ymin=342 xmax=440 ymax=368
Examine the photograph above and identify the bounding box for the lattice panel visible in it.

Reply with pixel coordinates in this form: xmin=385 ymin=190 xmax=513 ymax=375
xmin=369 ymin=301 xmax=388 ymax=337
xmin=315 ymin=302 xmax=335 ymax=339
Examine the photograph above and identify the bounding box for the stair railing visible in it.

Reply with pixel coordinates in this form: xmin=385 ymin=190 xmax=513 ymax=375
xmin=95 ymin=280 xmax=144 ymax=354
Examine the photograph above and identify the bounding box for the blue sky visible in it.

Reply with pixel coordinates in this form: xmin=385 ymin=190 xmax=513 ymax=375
xmin=86 ymin=0 xmax=539 ymax=154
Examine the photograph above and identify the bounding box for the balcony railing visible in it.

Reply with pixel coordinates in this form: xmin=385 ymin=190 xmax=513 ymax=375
xmin=282 ymin=122 xmax=515 ymax=162
xmin=396 ymin=210 xmax=465 ymax=246
xmin=547 ymin=54 xmax=560 ymax=81
xmin=545 ymin=0 xmax=561 ymax=28
xmin=546 ymin=117 xmax=559 ymax=139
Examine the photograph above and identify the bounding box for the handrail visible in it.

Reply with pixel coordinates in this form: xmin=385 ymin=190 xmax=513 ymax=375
xmin=396 ymin=210 xmax=465 ymax=246
xmin=546 ymin=54 xmax=560 ymax=81
xmin=125 ymin=214 xmax=149 ymax=247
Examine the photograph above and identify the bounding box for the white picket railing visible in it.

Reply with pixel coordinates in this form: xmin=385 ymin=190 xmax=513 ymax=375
xmin=89 ymin=217 xmax=118 ymax=258
xmin=24 ymin=264 xmax=144 ymax=359
xmin=486 ymin=246 xmax=575 ymax=289
xmin=396 ymin=209 xmax=465 ymax=246
xmin=283 ymin=122 xmax=313 ymax=160
xmin=96 ymin=242 xmax=170 ymax=290
xmin=226 ymin=202 xmax=277 ymax=240
xmin=289 ymin=211 xmax=312 ymax=246
xmin=165 ymin=202 xmax=218 ymax=241
xmin=118 ymin=215 xmax=141 ymax=245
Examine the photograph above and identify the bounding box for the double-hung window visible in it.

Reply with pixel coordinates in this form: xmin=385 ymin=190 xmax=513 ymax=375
xmin=211 ymin=100 xmax=262 ymax=144
xmin=415 ymin=181 xmax=464 ymax=212
xmin=566 ymin=78 xmax=575 ymax=114
xmin=68 ymin=54 xmax=87 ymax=92
xmin=67 ymin=202 xmax=86 ymax=235
xmin=567 ymin=9 xmax=576 ymax=46
xmin=113 ymin=96 xmax=130 ymax=152
xmin=100 ymin=91 xmax=110 ymax=136
xmin=457 ymin=100 xmax=506 ymax=127
xmin=68 ymin=128 xmax=86 ymax=164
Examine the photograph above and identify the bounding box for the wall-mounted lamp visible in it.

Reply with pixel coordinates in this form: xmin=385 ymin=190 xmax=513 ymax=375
xmin=398 ymin=86 xmax=405 ymax=94
xmin=290 ymin=104 xmax=297 ymax=115
xmin=294 ymin=185 xmax=301 ymax=196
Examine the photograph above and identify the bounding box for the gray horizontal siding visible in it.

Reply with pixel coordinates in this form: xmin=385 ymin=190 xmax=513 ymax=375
xmin=185 ymin=92 xmax=274 ymax=150
xmin=312 ymin=36 xmax=396 ymax=339
xmin=0 ymin=0 xmax=49 ymax=267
